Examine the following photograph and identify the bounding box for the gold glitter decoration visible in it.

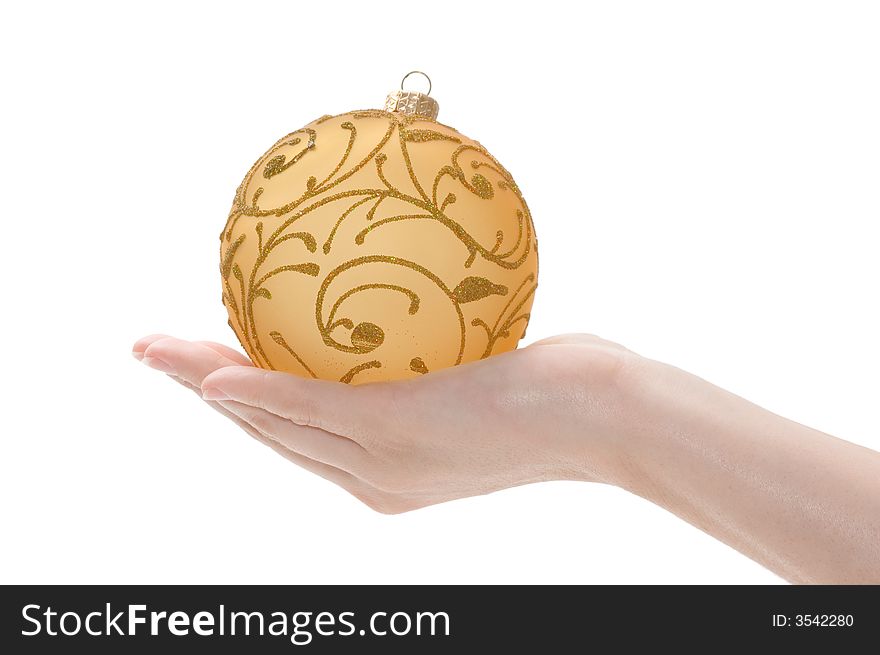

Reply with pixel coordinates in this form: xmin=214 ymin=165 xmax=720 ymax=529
xmin=384 ymin=90 xmax=439 ymax=120
xmin=409 ymin=357 xmax=429 ymax=374
xmin=220 ymin=109 xmax=538 ymax=383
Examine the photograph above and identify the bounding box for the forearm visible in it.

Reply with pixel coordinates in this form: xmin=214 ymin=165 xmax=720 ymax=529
xmin=609 ymin=359 xmax=880 ymax=584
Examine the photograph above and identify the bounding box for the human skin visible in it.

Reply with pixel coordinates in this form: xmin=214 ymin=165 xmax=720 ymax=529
xmin=133 ymin=333 xmax=880 ymax=584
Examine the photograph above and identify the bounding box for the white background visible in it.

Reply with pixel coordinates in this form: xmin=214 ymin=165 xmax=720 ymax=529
xmin=1 ymin=1 xmax=878 ymax=584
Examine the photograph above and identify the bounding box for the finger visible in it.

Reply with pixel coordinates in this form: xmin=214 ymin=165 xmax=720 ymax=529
xmin=194 ymin=341 xmax=253 ymax=367
xmin=217 ymin=400 xmax=368 ymax=473
xmin=133 ymin=335 xmax=251 ymax=365
xmin=171 ymin=376 xmax=264 ymax=438
xmin=201 ymin=367 xmax=384 ymax=440
xmin=132 ymin=334 xmax=172 ymax=360
xmin=170 ymin=377 xmax=369 ymax=498
xmin=143 ymin=337 xmax=240 ymax=387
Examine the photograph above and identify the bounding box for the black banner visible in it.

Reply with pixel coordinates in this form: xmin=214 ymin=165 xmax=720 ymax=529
xmin=1 ymin=585 xmax=877 ymax=652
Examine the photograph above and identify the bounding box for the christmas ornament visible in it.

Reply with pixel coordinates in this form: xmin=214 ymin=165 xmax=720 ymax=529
xmin=220 ymin=72 xmax=539 ymax=383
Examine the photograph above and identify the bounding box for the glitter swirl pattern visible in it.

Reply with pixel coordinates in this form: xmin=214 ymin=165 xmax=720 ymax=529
xmin=220 ymin=110 xmax=538 ymax=383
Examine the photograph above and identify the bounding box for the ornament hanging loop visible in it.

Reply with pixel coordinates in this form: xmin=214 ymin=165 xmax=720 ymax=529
xmin=400 ymin=70 xmax=432 ymax=96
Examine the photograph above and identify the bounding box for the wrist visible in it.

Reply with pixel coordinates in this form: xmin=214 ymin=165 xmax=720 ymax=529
xmin=557 ymin=348 xmax=714 ymax=492
xmin=605 ymin=355 xmax=758 ymax=501
xmin=600 ymin=355 xmax=703 ymax=495
xmin=538 ymin=342 xmax=656 ymax=487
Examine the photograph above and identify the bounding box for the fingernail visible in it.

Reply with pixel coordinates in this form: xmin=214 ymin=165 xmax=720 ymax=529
xmin=202 ymin=387 xmax=229 ymax=401
xmin=131 ymin=350 xmax=144 ymax=361
xmin=142 ymin=356 xmax=176 ymax=375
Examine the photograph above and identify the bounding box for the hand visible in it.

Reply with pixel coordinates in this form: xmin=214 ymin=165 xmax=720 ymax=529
xmin=134 ymin=333 xmax=880 ymax=582
xmin=132 ymin=334 xmax=634 ymax=513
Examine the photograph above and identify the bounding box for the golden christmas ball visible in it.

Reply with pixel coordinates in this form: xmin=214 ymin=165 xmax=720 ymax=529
xmin=220 ymin=73 xmax=538 ymax=383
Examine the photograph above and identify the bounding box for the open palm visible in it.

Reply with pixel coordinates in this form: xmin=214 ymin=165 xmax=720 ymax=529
xmin=133 ymin=334 xmax=629 ymax=513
